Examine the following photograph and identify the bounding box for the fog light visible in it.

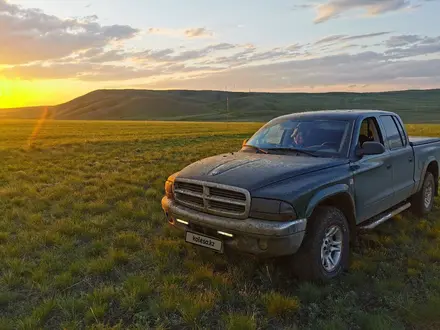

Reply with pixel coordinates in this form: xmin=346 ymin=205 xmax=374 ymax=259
xmin=176 ymin=219 xmax=189 ymax=225
xmin=258 ymin=239 xmax=268 ymax=250
xmin=217 ymin=231 xmax=233 ymax=237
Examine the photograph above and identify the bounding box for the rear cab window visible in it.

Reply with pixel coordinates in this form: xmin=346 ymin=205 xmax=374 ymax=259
xmin=380 ymin=115 xmax=406 ymax=150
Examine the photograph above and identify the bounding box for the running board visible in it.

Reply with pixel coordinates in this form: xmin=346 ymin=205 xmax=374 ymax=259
xmin=359 ymin=202 xmax=411 ymax=230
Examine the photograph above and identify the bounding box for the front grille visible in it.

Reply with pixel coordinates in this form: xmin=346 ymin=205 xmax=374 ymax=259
xmin=176 ymin=193 xmax=203 ymax=207
xmin=209 ymin=187 xmax=247 ymax=201
xmin=173 ymin=178 xmax=250 ymax=219
xmin=176 ymin=182 xmax=203 ymax=194
xmin=209 ymin=200 xmax=245 ymax=213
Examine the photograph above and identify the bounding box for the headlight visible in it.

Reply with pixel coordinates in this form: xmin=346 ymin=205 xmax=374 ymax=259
xmin=249 ymin=198 xmax=297 ymax=221
xmin=164 ymin=172 xmax=179 ymax=199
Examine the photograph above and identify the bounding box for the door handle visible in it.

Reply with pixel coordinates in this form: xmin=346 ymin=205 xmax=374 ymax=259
xmin=409 ymin=157 xmax=413 ymax=162
xmin=386 ymin=164 xmax=392 ymax=169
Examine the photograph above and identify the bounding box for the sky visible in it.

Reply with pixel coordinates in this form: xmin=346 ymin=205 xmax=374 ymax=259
xmin=1 ymin=0 xmax=440 ymax=107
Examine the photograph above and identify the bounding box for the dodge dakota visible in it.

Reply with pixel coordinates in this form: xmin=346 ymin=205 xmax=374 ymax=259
xmin=161 ymin=110 xmax=440 ymax=280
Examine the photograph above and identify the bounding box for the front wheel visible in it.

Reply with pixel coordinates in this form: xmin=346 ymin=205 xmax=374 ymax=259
xmin=289 ymin=206 xmax=350 ymax=281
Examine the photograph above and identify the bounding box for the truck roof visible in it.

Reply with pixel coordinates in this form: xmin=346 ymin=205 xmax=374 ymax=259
xmin=276 ymin=109 xmax=396 ymax=121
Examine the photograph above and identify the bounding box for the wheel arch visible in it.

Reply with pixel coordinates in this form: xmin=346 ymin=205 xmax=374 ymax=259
xmin=305 ymin=184 xmax=356 ymax=241
xmin=419 ymin=158 xmax=439 ymax=196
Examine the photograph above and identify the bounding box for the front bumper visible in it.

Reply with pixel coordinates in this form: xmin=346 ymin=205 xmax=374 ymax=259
xmin=161 ymin=196 xmax=307 ymax=258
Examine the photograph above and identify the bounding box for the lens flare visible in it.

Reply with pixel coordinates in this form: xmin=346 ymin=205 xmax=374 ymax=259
xmin=27 ymin=107 xmax=49 ymax=148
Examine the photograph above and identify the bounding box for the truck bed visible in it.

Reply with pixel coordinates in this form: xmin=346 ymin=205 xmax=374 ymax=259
xmin=409 ymin=136 xmax=440 ymax=146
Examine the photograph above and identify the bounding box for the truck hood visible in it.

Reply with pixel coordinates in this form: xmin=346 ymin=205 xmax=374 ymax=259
xmin=175 ymin=151 xmax=348 ymax=192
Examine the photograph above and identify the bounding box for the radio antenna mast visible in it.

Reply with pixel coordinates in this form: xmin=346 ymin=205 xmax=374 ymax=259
xmin=225 ymin=85 xmax=229 ymax=129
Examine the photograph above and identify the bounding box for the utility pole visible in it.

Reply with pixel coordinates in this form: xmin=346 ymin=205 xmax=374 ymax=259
xmin=225 ymin=85 xmax=229 ymax=129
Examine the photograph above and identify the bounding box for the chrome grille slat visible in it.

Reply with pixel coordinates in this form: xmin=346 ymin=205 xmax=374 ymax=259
xmin=176 ymin=182 xmax=203 ymax=194
xmin=208 ymin=200 xmax=245 ymax=212
xmin=176 ymin=193 xmax=203 ymax=205
xmin=205 ymin=195 xmax=246 ymax=206
xmin=173 ymin=178 xmax=251 ymax=219
xmin=209 ymin=187 xmax=247 ymax=201
xmin=174 ymin=188 xmax=203 ymax=198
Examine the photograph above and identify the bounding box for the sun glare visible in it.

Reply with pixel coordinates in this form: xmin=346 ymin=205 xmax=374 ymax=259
xmin=0 ymin=79 xmax=92 ymax=108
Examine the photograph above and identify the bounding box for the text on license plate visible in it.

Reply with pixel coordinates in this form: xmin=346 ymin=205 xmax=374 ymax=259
xmin=185 ymin=231 xmax=223 ymax=252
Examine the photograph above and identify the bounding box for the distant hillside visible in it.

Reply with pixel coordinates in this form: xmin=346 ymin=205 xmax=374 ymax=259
xmin=1 ymin=88 xmax=440 ymax=123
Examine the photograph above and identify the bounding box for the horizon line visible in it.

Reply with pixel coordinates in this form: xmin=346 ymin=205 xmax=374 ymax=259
xmin=1 ymin=86 xmax=440 ymax=110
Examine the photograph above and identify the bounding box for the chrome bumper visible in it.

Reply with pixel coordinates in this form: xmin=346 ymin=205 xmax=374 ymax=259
xmin=161 ymin=196 xmax=307 ymax=257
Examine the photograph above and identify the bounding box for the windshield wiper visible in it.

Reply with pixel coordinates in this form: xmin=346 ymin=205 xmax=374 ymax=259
xmin=243 ymin=144 xmax=269 ymax=154
xmin=266 ymin=147 xmax=319 ymax=157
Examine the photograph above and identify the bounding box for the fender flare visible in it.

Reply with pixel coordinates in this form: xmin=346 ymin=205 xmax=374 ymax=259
xmin=416 ymin=156 xmax=438 ymax=193
xmin=305 ymin=184 xmax=355 ymax=219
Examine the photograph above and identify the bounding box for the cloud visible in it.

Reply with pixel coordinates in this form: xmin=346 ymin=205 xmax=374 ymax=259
xmin=385 ymin=43 xmax=440 ymax=59
xmin=0 ymin=0 xmax=139 ymax=65
xmin=82 ymin=49 xmax=128 ymax=63
xmin=0 ymin=60 xmax=225 ymax=82
xmin=198 ymin=44 xmax=305 ymax=68
xmin=149 ymin=51 xmax=440 ymax=91
xmin=385 ymin=34 xmax=424 ymax=47
xmin=147 ymin=27 xmax=180 ymax=36
xmin=184 ymin=27 xmax=213 ymax=38
xmin=1 ymin=0 xmax=439 ymax=96
xmin=1 ymin=63 xmax=96 ymax=80
xmin=147 ymin=27 xmax=214 ymax=38
xmin=344 ymin=32 xmax=391 ymax=41
xmin=314 ymin=0 xmax=410 ymax=23
xmin=314 ymin=35 xmax=347 ymax=45
xmin=314 ymin=32 xmax=390 ymax=45
xmin=291 ymin=4 xmax=315 ymax=10
xmin=136 ymin=43 xmax=237 ymax=62
xmin=0 ymin=62 xmax=168 ymax=81
xmin=383 ymin=34 xmax=440 ymax=59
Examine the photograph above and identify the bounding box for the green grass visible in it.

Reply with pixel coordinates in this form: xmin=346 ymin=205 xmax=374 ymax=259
xmin=1 ymin=119 xmax=440 ymax=329
xmin=2 ymin=88 xmax=440 ymax=123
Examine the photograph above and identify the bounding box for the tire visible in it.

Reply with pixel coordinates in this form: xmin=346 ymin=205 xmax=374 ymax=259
xmin=290 ymin=206 xmax=350 ymax=281
xmin=411 ymin=171 xmax=435 ymax=216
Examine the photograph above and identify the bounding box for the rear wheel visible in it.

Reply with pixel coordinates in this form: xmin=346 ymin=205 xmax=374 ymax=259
xmin=411 ymin=171 xmax=435 ymax=216
xmin=290 ymin=206 xmax=350 ymax=281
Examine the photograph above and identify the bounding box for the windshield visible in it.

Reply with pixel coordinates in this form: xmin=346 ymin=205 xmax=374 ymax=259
xmin=246 ymin=118 xmax=351 ymax=157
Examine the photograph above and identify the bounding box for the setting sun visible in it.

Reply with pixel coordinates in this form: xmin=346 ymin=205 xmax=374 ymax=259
xmin=0 ymin=79 xmax=94 ymax=108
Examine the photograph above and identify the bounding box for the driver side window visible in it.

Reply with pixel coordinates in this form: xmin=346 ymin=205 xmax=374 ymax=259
xmin=358 ymin=117 xmax=383 ymax=147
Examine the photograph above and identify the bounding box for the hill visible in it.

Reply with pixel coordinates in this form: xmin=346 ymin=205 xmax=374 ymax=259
xmin=1 ymin=88 xmax=440 ymax=123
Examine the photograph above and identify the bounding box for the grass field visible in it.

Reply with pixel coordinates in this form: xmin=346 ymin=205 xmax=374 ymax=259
xmin=1 ymin=119 xmax=440 ymax=329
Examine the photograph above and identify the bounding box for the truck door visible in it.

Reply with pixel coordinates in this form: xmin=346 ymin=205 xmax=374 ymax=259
xmin=378 ymin=115 xmax=415 ymax=206
xmin=351 ymin=117 xmax=395 ymax=222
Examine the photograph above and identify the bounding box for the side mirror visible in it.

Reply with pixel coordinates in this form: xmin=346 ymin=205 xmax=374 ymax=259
xmin=242 ymin=138 xmax=248 ymax=147
xmin=356 ymin=141 xmax=385 ymax=157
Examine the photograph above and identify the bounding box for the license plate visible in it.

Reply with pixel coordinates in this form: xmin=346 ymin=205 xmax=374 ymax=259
xmin=185 ymin=231 xmax=223 ymax=253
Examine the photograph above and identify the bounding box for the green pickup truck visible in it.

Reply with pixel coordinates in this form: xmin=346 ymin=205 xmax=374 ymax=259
xmin=161 ymin=110 xmax=440 ymax=280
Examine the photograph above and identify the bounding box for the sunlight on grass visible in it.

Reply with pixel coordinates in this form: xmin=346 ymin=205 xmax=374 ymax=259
xmin=262 ymin=291 xmax=301 ymax=317
xmin=223 ymin=313 xmax=257 ymax=330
